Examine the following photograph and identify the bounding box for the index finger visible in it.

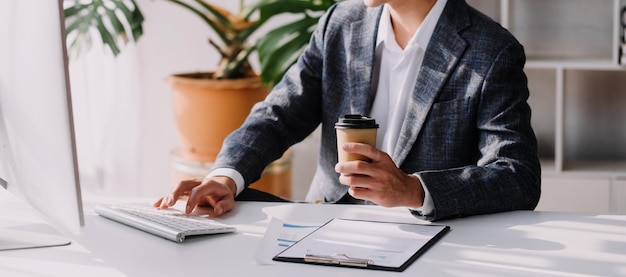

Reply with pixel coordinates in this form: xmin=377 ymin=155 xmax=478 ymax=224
xmin=342 ymin=142 xmax=382 ymax=162
xmin=154 ymin=179 xmax=201 ymax=209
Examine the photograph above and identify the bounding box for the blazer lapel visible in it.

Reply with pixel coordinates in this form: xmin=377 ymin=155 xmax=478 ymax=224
xmin=347 ymin=7 xmax=383 ymax=115
xmin=392 ymin=1 xmax=471 ymax=165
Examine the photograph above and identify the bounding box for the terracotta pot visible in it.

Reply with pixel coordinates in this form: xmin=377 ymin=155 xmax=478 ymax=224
xmin=169 ymin=72 xmax=268 ymax=162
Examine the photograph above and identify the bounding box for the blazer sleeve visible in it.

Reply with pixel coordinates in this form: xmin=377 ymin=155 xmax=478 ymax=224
xmin=417 ymin=41 xmax=541 ymax=221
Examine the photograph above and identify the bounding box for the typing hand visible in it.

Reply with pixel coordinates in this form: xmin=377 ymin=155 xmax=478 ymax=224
xmin=153 ymin=176 xmax=237 ymax=217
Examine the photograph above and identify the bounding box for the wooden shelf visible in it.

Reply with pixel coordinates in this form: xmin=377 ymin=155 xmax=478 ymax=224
xmin=542 ymin=159 xmax=626 ymax=176
xmin=539 ymin=159 xmax=556 ymax=174
xmin=469 ymin=0 xmax=626 ymax=213
xmin=526 ymin=59 xmax=625 ymax=70
xmin=562 ymin=160 xmax=626 ymax=175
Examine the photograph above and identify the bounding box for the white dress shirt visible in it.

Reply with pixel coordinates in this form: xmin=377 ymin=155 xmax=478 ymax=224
xmin=370 ymin=0 xmax=447 ymax=215
xmin=207 ymin=0 xmax=448 ymax=215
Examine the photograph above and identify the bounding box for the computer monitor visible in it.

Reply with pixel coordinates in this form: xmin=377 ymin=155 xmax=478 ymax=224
xmin=0 ymin=0 xmax=84 ymax=247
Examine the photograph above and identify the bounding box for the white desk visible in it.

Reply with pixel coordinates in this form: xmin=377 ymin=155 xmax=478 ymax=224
xmin=0 ymin=190 xmax=124 ymax=277
xmin=71 ymin=199 xmax=626 ymax=277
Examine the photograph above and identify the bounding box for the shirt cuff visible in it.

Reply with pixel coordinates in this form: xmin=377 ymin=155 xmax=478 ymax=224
xmin=204 ymin=168 xmax=245 ymax=196
xmin=410 ymin=173 xmax=434 ymax=216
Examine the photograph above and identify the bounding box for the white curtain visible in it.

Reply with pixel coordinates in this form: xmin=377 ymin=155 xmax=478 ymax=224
xmin=69 ymin=45 xmax=141 ymax=197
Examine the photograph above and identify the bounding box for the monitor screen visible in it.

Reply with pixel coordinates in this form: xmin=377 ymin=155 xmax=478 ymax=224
xmin=0 ymin=0 xmax=83 ymax=237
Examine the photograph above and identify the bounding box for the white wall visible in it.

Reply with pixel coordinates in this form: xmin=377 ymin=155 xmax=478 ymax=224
xmin=134 ymin=0 xmax=317 ymax=199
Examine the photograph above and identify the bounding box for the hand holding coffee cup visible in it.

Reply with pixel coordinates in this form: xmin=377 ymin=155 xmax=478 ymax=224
xmin=335 ymin=114 xmax=379 ymax=163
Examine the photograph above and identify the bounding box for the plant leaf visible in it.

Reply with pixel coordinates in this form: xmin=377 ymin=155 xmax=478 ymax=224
xmin=192 ymin=0 xmax=232 ymax=29
xmin=64 ymin=0 xmax=144 ymax=59
xmin=256 ymin=16 xmax=318 ymax=85
xmin=94 ymin=14 xmax=121 ymax=56
xmin=112 ymin=0 xmax=144 ymax=41
xmin=247 ymin=0 xmax=333 ymax=22
xmin=223 ymin=45 xmax=256 ymax=78
xmin=63 ymin=4 xmax=84 ymax=18
xmin=104 ymin=6 xmax=128 ymax=44
xmin=253 ymin=0 xmax=340 ymax=84
xmin=165 ymin=0 xmax=231 ymax=46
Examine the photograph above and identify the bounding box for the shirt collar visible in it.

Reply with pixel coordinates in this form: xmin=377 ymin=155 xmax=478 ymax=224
xmin=375 ymin=0 xmax=448 ymax=52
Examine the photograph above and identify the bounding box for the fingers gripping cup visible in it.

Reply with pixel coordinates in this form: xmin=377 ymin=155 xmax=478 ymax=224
xmin=335 ymin=114 xmax=379 ymax=163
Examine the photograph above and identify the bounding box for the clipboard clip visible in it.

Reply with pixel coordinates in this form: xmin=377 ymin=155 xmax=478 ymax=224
xmin=304 ymin=254 xmax=372 ymax=267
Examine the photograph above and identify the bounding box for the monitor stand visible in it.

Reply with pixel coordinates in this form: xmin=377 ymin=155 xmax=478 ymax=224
xmin=0 ymin=187 xmax=71 ymax=251
xmin=0 ymin=222 xmax=71 ymax=251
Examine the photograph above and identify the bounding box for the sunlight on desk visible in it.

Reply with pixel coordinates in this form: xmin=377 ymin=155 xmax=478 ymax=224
xmin=260 ymin=203 xmax=423 ymax=225
xmin=0 ymin=242 xmax=125 ymax=277
xmin=236 ymin=222 xmax=268 ymax=238
xmin=69 ymin=201 xmax=626 ymax=276
xmin=442 ymin=213 xmax=626 ymax=277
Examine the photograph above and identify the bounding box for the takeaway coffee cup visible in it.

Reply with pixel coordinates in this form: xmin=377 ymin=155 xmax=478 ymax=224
xmin=335 ymin=114 xmax=379 ymax=163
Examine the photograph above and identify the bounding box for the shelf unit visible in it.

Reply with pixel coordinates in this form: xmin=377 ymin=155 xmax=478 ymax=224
xmin=468 ymin=0 xmax=626 ymax=213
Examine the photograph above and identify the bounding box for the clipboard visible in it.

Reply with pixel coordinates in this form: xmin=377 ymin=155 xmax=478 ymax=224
xmin=272 ymin=218 xmax=449 ymax=272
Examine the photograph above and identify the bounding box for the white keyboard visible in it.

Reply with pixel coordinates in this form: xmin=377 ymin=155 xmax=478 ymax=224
xmin=94 ymin=203 xmax=236 ymax=242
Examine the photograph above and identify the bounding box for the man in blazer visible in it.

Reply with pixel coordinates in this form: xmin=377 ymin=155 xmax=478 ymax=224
xmin=156 ymin=0 xmax=541 ymax=221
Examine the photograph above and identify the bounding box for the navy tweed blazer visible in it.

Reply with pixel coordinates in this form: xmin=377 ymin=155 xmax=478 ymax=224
xmin=214 ymin=0 xmax=541 ymax=221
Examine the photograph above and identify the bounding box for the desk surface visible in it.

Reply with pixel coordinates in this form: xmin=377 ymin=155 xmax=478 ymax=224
xmin=2 ymin=188 xmax=625 ymax=277
xmin=70 ymin=199 xmax=626 ymax=277
xmin=0 ymin=190 xmax=124 ymax=277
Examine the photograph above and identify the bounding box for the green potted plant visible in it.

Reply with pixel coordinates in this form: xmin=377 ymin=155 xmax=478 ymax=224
xmin=64 ymin=0 xmax=338 ymax=162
